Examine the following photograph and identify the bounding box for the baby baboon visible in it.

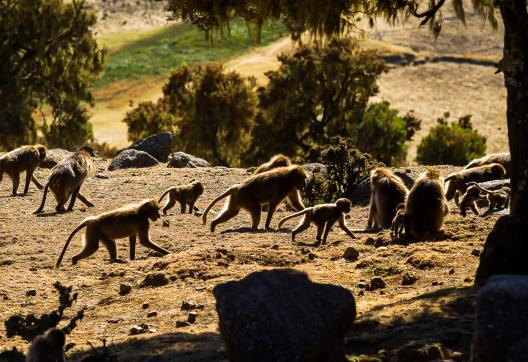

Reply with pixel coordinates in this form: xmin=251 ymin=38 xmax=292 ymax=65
xmin=277 ymin=198 xmax=356 ymax=244
xmin=458 ymin=185 xmax=483 ymax=217
xmin=367 ymin=167 xmax=409 ymax=229
xmin=253 ymin=154 xmax=291 ymax=174
xmin=444 ymin=163 xmax=506 ymax=205
xmin=158 ymin=180 xmax=204 ymax=214
xmin=405 ymin=169 xmax=449 ymax=240
xmin=0 ymin=144 xmax=47 ymax=196
xmin=468 ymin=182 xmax=511 ymax=213
xmin=26 ymin=327 xmax=65 ymax=362
xmin=34 ymin=146 xmax=97 ymax=214
xmin=390 ymin=203 xmax=407 ymax=238
xmin=56 ymin=199 xmax=169 ymax=268
xmin=464 ymin=152 xmax=511 ymax=176
xmin=202 ymin=165 xmax=307 ymax=232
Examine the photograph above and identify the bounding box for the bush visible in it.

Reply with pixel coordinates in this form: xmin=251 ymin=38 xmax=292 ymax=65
xmin=123 ymin=101 xmax=177 ymax=143
xmin=416 ymin=114 xmax=486 ymax=165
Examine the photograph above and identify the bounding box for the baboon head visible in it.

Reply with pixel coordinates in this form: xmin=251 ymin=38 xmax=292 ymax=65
xmin=270 ymin=154 xmax=291 ymax=168
xmin=291 ymin=166 xmax=308 ymax=190
xmin=370 ymin=167 xmax=391 ymax=184
xmin=490 ymin=163 xmax=506 ymax=178
xmin=444 ymin=174 xmax=460 ymax=201
xmin=192 ymin=181 xmax=204 ymax=195
xmin=35 ymin=145 xmax=48 ymax=161
xmin=78 ymin=145 xmax=99 ymax=158
xmin=336 ymin=198 xmax=352 ymax=213
xmin=140 ymin=199 xmax=162 ymax=221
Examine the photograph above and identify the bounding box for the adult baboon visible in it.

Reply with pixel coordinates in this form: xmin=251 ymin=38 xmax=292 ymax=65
xmin=0 ymin=144 xmax=46 ymax=196
xmin=464 ymin=152 xmax=511 ymax=176
xmin=26 ymin=327 xmax=65 ymax=362
xmin=158 ymin=180 xmax=204 ymax=214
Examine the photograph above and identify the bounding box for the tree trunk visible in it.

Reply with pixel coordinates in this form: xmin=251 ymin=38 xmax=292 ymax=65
xmin=255 ymin=19 xmax=263 ymax=45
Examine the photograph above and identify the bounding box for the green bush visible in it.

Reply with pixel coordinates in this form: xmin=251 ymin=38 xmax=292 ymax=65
xmin=123 ymin=101 xmax=177 ymax=143
xmin=416 ymin=114 xmax=486 ymax=166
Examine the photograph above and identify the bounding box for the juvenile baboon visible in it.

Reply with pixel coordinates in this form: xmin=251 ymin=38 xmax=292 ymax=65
xmin=405 ymin=169 xmax=449 ymax=240
xmin=277 ymin=198 xmax=356 ymax=243
xmin=444 ymin=163 xmax=506 ymax=205
xmin=390 ymin=203 xmax=407 ymax=238
xmin=367 ymin=167 xmax=409 ymax=229
xmin=464 ymin=152 xmax=511 ymax=176
xmin=0 ymin=145 xmax=47 ymax=196
xmin=56 ymin=199 xmax=169 ymax=268
xmin=468 ymin=182 xmax=511 ymax=213
xmin=158 ymin=180 xmax=204 ymax=214
xmin=253 ymin=154 xmax=291 ymax=174
xmin=458 ymin=185 xmax=484 ymax=217
xmin=34 ymin=146 xmax=97 ymax=214
xmin=26 ymin=327 xmax=65 ymax=362
xmin=202 ymin=165 xmax=307 ymax=232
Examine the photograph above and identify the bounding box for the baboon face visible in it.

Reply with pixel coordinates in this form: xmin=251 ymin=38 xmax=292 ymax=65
xmin=336 ymin=198 xmax=351 ymax=213
xmin=445 ymin=177 xmax=460 ymax=200
xmin=36 ymin=145 xmax=47 ymax=161
xmin=193 ymin=181 xmax=204 ymax=195
xmin=141 ymin=200 xmax=161 ymax=221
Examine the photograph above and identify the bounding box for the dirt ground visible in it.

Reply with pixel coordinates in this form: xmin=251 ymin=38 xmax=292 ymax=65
xmin=0 ymin=162 xmax=501 ymax=361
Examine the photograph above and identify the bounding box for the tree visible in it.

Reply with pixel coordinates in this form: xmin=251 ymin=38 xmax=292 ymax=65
xmin=0 ymin=0 xmax=104 ymax=150
xmin=123 ymin=102 xmax=177 ymax=143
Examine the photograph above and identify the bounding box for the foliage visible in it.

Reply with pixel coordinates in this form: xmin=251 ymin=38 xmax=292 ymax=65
xmin=0 ymin=0 xmax=104 ymax=150
xmin=416 ymin=114 xmax=486 ymax=166
xmin=123 ymin=102 xmax=177 ymax=143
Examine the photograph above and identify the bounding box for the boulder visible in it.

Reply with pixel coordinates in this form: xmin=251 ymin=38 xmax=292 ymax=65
xmin=127 ymin=132 xmax=173 ymax=162
xmin=167 ymin=152 xmax=210 ymax=168
xmin=108 ymin=149 xmax=159 ymax=171
xmin=214 ymin=269 xmax=356 ymax=362
xmin=40 ymin=148 xmax=72 ymax=169
xmin=476 ymin=179 xmax=510 ymax=191
xmin=471 ymin=275 xmax=528 ymax=362
xmin=349 ymin=168 xmax=414 ymax=206
xmin=302 ymin=163 xmax=328 ymax=174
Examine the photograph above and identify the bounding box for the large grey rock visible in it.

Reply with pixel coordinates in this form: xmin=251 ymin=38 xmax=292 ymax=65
xmin=167 ymin=152 xmax=210 ymax=168
xmin=471 ymin=275 xmax=528 ymax=362
xmin=349 ymin=168 xmax=415 ymax=206
xmin=476 ymin=179 xmax=510 ymax=191
xmin=127 ymin=132 xmax=173 ymax=162
xmin=40 ymin=148 xmax=72 ymax=169
xmin=214 ymin=269 xmax=356 ymax=362
xmin=108 ymin=149 xmax=159 ymax=171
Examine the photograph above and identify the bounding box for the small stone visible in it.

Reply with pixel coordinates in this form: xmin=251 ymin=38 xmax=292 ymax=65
xmin=107 ymin=318 xmax=122 ymax=324
xmin=365 ymin=237 xmax=376 ymax=246
xmin=307 ymin=252 xmax=316 ymax=260
xmin=142 ymin=302 xmax=150 ymax=309
xmin=140 ymin=273 xmax=169 ymax=288
xmin=181 ymin=300 xmax=204 ymax=310
xmin=119 ymin=283 xmax=132 ymax=296
xmin=129 ymin=324 xmax=148 ymax=335
xmin=357 ymin=282 xmax=368 ymax=289
xmin=147 ymin=311 xmax=157 ymax=318
xmin=176 ymin=321 xmax=190 ymax=328
xmin=449 ymin=268 xmax=455 ymax=275
xmin=343 ymin=246 xmax=359 ymax=262
xmin=25 ymin=289 xmax=37 ymax=297
xmin=402 ymin=272 xmax=418 ymax=286
xmin=162 ymin=220 xmax=170 ymax=227
xmin=271 ymin=244 xmax=279 ymax=250
xmin=366 ymin=277 xmax=386 ymax=291
xmin=358 ymin=290 xmax=364 ymax=297
xmin=432 ymin=281 xmax=439 ymax=286
xmin=187 ymin=311 xmax=197 ymax=324
xmin=95 ymin=173 xmax=109 ymax=179
xmin=464 ymin=277 xmax=473 ymax=283
xmin=471 ymin=249 xmax=481 ymax=257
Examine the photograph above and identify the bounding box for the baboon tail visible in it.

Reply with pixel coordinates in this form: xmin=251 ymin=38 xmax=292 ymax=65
xmin=202 ymin=186 xmax=237 ymax=225
xmin=277 ymin=209 xmax=308 ymax=228
xmin=33 ymin=181 xmax=50 ymax=214
xmin=467 ymin=181 xmax=492 ymax=194
xmin=158 ymin=188 xmax=173 ymax=203
xmin=56 ymin=216 xmax=96 ymax=269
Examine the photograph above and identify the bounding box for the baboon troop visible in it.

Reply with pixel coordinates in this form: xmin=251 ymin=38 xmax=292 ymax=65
xmin=278 ymin=198 xmax=356 ymax=243
xmin=367 ymin=167 xmax=409 ymax=229
xmin=34 ymin=146 xmax=97 ymax=214
xmin=158 ymin=180 xmax=204 ymax=214
xmin=56 ymin=199 xmax=169 ymax=268
xmin=26 ymin=327 xmax=65 ymax=362
xmin=0 ymin=144 xmax=46 ymax=196
xmin=464 ymin=152 xmax=511 ymax=176
xmin=202 ymin=165 xmax=307 ymax=232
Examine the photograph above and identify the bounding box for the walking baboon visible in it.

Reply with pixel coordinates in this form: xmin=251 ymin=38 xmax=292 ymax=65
xmin=367 ymin=167 xmax=409 ymax=229
xmin=56 ymin=199 xmax=169 ymax=268
xmin=390 ymin=203 xmax=407 ymax=238
xmin=458 ymin=185 xmax=483 ymax=217
xmin=405 ymin=169 xmax=449 ymax=240
xmin=34 ymin=146 xmax=97 ymax=214
xmin=464 ymin=152 xmax=511 ymax=176
xmin=277 ymin=198 xmax=355 ymax=243
xmin=158 ymin=180 xmax=204 ymax=214
xmin=202 ymin=165 xmax=307 ymax=232
xmin=444 ymin=163 xmax=506 ymax=205
xmin=26 ymin=327 xmax=65 ymax=362
xmin=0 ymin=145 xmax=46 ymax=196
xmin=468 ymin=182 xmax=511 ymax=213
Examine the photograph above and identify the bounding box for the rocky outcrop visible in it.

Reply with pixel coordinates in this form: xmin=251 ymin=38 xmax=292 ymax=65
xmin=108 ymin=149 xmax=159 ymax=171
xmin=167 ymin=152 xmax=210 ymax=168
xmin=127 ymin=132 xmax=173 ymax=162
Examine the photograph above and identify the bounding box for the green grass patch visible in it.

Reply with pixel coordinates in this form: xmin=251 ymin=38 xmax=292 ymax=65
xmin=96 ymin=21 xmax=285 ymax=87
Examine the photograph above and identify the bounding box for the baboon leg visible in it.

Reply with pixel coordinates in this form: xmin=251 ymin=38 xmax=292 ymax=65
xmin=291 ymin=216 xmax=311 ymax=243
xmin=31 ymin=175 xmax=44 ymax=190
xmin=367 ymin=197 xmax=376 ymax=229
xmin=71 ymin=236 xmax=99 ymax=265
xmin=180 ymin=201 xmax=186 ymax=214
xmin=24 ymin=168 xmax=34 ymax=194
xmin=264 ymin=201 xmax=279 ymax=230
xmin=129 ymin=235 xmax=137 ymax=260
xmin=77 ymin=192 xmax=94 ymax=207
xmin=470 ymin=202 xmax=480 ymax=216
xmin=138 ymin=230 xmax=169 ymax=256
xmin=454 ymin=191 xmax=461 ymax=206
xmin=248 ymin=202 xmax=261 ymax=229
xmin=100 ymin=235 xmax=119 ymax=262
xmin=11 ymin=172 xmax=20 ymax=196
xmin=188 ymin=200 xmax=195 ymax=214
xmin=322 ymin=220 xmax=337 ymax=244
xmin=315 ymin=223 xmax=324 ymax=241
xmin=67 ymin=186 xmax=81 ymax=211
xmin=210 ymin=206 xmax=240 ymax=232
xmin=286 ymin=190 xmax=305 ymax=211
xmin=162 ymin=199 xmax=176 ymax=215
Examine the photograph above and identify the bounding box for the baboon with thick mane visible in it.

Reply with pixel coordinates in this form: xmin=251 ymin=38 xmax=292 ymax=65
xmin=158 ymin=180 xmax=204 ymax=214
xmin=56 ymin=199 xmax=169 ymax=268
xmin=468 ymin=181 xmax=511 ymax=214
xmin=444 ymin=163 xmax=506 ymax=205
xmin=464 ymin=152 xmax=511 ymax=176
xmin=0 ymin=144 xmax=46 ymax=196
xmin=26 ymin=327 xmax=65 ymax=362
xmin=367 ymin=167 xmax=409 ymax=229
xmin=202 ymin=165 xmax=307 ymax=232
xmin=278 ymin=198 xmax=356 ymax=243
xmin=405 ymin=168 xmax=449 ymax=240
xmin=34 ymin=146 xmax=97 ymax=214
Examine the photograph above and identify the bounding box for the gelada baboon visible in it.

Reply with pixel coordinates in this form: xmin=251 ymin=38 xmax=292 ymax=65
xmin=26 ymin=327 xmax=65 ymax=362
xmin=367 ymin=167 xmax=409 ymax=229
xmin=0 ymin=144 xmax=47 ymax=196
xmin=458 ymin=184 xmax=483 ymax=217
xmin=202 ymin=165 xmax=307 ymax=232
xmin=277 ymin=198 xmax=356 ymax=243
xmin=405 ymin=169 xmax=449 ymax=240
xmin=468 ymin=182 xmax=511 ymax=213
xmin=34 ymin=146 xmax=97 ymax=214
xmin=158 ymin=180 xmax=204 ymax=215
xmin=56 ymin=199 xmax=169 ymax=268
xmin=464 ymin=152 xmax=511 ymax=176
xmin=444 ymin=163 xmax=506 ymax=205
xmin=390 ymin=203 xmax=407 ymax=238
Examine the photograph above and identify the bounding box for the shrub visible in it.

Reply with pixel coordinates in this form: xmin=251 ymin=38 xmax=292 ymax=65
xmin=416 ymin=114 xmax=486 ymax=165
xmin=123 ymin=101 xmax=177 ymax=143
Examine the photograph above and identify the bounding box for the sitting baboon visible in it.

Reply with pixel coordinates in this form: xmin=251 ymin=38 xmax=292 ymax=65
xmin=390 ymin=203 xmax=407 ymax=238
xmin=405 ymin=169 xmax=449 ymax=240
xmin=34 ymin=146 xmax=97 ymax=214
xmin=202 ymin=165 xmax=307 ymax=232
xmin=468 ymin=182 xmax=511 ymax=213
xmin=56 ymin=199 xmax=169 ymax=268
xmin=367 ymin=167 xmax=409 ymax=229
xmin=158 ymin=180 xmax=204 ymax=214
xmin=26 ymin=327 xmax=65 ymax=362
xmin=458 ymin=184 xmax=484 ymax=217
xmin=277 ymin=198 xmax=356 ymax=244
xmin=444 ymin=163 xmax=506 ymax=205
xmin=0 ymin=144 xmax=47 ymax=196
xmin=464 ymin=152 xmax=511 ymax=176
